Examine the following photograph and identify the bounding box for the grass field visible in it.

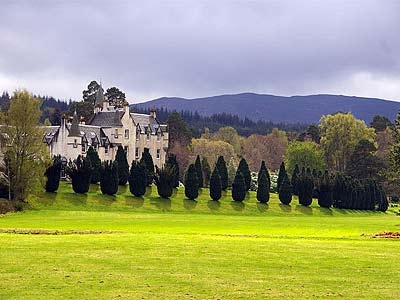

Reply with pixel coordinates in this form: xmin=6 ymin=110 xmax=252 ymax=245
xmin=0 ymin=182 xmax=399 ymax=299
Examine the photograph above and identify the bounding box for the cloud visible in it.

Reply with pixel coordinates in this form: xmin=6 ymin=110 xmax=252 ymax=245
xmin=0 ymin=0 xmax=399 ymax=102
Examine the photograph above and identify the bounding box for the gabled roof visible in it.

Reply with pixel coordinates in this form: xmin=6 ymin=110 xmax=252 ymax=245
xmin=131 ymin=113 xmax=161 ymax=132
xmin=86 ymin=111 xmax=123 ymax=127
xmin=42 ymin=126 xmax=59 ymax=144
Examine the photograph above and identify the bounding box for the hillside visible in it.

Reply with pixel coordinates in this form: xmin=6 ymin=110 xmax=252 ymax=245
xmin=134 ymin=93 xmax=400 ymax=124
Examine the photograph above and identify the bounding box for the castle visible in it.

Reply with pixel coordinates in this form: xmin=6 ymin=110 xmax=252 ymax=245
xmin=43 ymin=87 xmax=169 ymax=167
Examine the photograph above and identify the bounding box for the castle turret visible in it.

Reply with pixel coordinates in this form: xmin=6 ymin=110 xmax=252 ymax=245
xmin=68 ymin=110 xmax=80 ymax=137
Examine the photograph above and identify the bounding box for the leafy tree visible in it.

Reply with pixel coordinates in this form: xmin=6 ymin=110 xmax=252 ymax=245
xmin=65 ymin=155 xmax=92 ymax=194
xmin=318 ymin=170 xmax=332 ymax=208
xmin=201 ymin=156 xmax=211 ymax=187
xmin=140 ymin=148 xmax=155 ymax=186
xmin=82 ymin=80 xmax=101 ymax=106
xmin=320 ymin=112 xmax=375 ymax=172
xmin=0 ymin=90 xmax=49 ymax=201
xmin=154 ymin=165 xmax=175 ymax=199
xmin=212 ymin=126 xmax=243 ymax=155
xmin=194 ymin=155 xmax=203 ymax=188
xmin=284 ymin=141 xmax=326 ymax=175
xmin=100 ymin=160 xmax=119 ymax=195
xmin=68 ymin=101 xmax=94 ymax=122
xmin=256 ymin=169 xmax=270 ymax=203
xmin=184 ymin=164 xmax=199 ymax=200
xmin=86 ymin=146 xmax=101 ymax=184
xmin=216 ymin=156 xmax=228 ymax=190
xmin=232 ymin=171 xmax=246 ymax=202
xmin=44 ymin=156 xmax=62 ymax=193
xmin=209 ymin=166 xmax=222 ymax=201
xmin=115 ymin=145 xmax=129 ymax=185
xmin=238 ymin=158 xmax=251 ymax=191
xmin=128 ymin=161 xmax=147 ymax=197
xmin=279 ymin=173 xmax=292 ymax=205
xmin=277 ymin=162 xmax=287 ymax=192
xmin=166 ymin=153 xmax=180 ymax=188
xmin=105 ymin=87 xmax=126 ymax=107
xmin=370 ymin=115 xmax=392 ymax=132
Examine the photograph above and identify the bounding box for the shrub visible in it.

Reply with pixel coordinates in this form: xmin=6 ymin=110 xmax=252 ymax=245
xmin=86 ymin=146 xmax=101 ymax=184
xmin=154 ymin=165 xmax=174 ymax=199
xmin=184 ymin=164 xmax=199 ymax=200
xmin=166 ymin=154 xmax=180 ymax=188
xmin=194 ymin=155 xmax=203 ymax=188
xmin=298 ymin=172 xmax=314 ymax=206
xmin=44 ymin=155 xmax=62 ymax=192
xmin=100 ymin=160 xmax=119 ymax=195
xmin=257 ymin=169 xmax=270 ymax=203
xmin=216 ymin=156 xmax=228 ymax=191
xmin=279 ymin=173 xmax=292 ymax=205
xmin=317 ymin=170 xmax=332 ymax=208
xmin=209 ymin=166 xmax=222 ymax=201
xmin=277 ymin=162 xmax=286 ymax=192
xmin=65 ymin=155 xmax=92 ymax=194
xmin=128 ymin=161 xmax=147 ymax=197
xmin=140 ymin=148 xmax=155 ymax=186
xmin=232 ymin=171 xmax=246 ymax=202
xmin=238 ymin=157 xmax=251 ymax=191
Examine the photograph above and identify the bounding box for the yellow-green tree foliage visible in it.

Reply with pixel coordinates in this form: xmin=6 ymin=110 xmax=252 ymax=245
xmin=209 ymin=126 xmax=244 ymax=156
xmin=319 ymin=112 xmax=375 ymax=172
xmin=284 ymin=141 xmax=326 ymax=175
xmin=0 ymin=90 xmax=49 ymax=200
xmin=191 ymin=138 xmax=238 ymax=169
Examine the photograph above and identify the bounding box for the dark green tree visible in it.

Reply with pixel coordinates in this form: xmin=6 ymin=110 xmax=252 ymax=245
xmin=232 ymin=171 xmax=246 ymax=202
xmin=291 ymin=164 xmax=300 ymax=195
xmin=154 ymin=165 xmax=174 ymax=199
xmin=256 ymin=169 xmax=270 ymax=203
xmin=184 ymin=164 xmax=199 ymax=200
xmin=105 ymin=87 xmax=126 ymax=107
xmin=279 ymin=173 xmax=292 ymax=205
xmin=318 ymin=170 xmax=332 ymax=208
xmin=258 ymin=161 xmax=271 ymax=187
xmin=65 ymin=155 xmax=92 ymax=194
xmin=44 ymin=156 xmax=62 ymax=192
xmin=167 ymin=111 xmax=192 ymax=150
xmin=370 ymin=115 xmax=392 ymax=132
xmin=100 ymin=160 xmax=119 ymax=195
xmin=277 ymin=162 xmax=286 ymax=192
xmin=216 ymin=156 xmax=228 ymax=191
xmin=82 ymin=80 xmax=101 ymax=106
xmin=68 ymin=101 xmax=94 ymax=122
xmin=86 ymin=146 xmax=101 ymax=184
xmin=115 ymin=145 xmax=129 ymax=185
xmin=166 ymin=153 xmax=180 ymax=188
xmin=140 ymin=148 xmax=155 ymax=186
xmin=209 ymin=166 xmax=222 ymax=201
xmin=128 ymin=161 xmax=147 ymax=197
xmin=238 ymin=158 xmax=251 ymax=191
xmin=202 ymin=156 xmax=211 ymax=187
xmin=194 ymin=155 xmax=203 ymax=188
xmin=298 ymin=171 xmax=314 ymax=206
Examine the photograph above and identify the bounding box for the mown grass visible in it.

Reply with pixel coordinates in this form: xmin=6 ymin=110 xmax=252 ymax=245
xmin=0 ymin=182 xmax=399 ymax=299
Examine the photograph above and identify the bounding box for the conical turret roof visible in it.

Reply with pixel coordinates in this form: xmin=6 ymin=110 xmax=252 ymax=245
xmin=68 ymin=110 xmax=80 ymax=137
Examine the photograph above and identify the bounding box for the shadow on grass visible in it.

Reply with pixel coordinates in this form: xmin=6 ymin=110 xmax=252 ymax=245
xmin=125 ymin=196 xmax=144 ymax=208
xmin=231 ymin=201 xmax=245 ymax=211
xmin=43 ymin=192 xmax=57 ymax=206
xmin=145 ymin=186 xmax=153 ymax=197
xmin=257 ymin=202 xmax=269 ymax=212
xmin=279 ymin=203 xmax=292 ymax=212
xmin=150 ymin=197 xmax=171 ymax=211
xmin=295 ymin=205 xmax=313 ymax=215
xmin=183 ymin=199 xmax=197 ymax=210
xmin=89 ymin=184 xmax=99 ymax=193
xmin=98 ymin=194 xmax=116 ymax=206
xmin=317 ymin=207 xmax=333 ymax=215
xmin=208 ymin=200 xmax=221 ymax=211
xmin=118 ymin=185 xmax=128 ymax=195
xmin=67 ymin=192 xmax=87 ymax=206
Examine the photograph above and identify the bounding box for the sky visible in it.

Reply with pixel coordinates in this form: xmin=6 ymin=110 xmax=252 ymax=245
xmin=0 ymin=0 xmax=399 ymax=103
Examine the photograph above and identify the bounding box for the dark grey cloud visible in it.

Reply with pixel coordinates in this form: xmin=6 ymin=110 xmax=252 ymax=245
xmin=0 ymin=0 xmax=399 ymax=102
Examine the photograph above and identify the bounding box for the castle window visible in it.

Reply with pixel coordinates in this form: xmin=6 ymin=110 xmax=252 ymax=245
xmin=157 ymin=131 xmax=161 ymax=141
xmin=135 ymin=147 xmax=139 ymax=158
xmin=156 ymin=149 xmax=161 ymax=159
xmin=136 ymin=127 xmax=140 ymax=140
xmin=125 ymin=129 xmax=129 ymax=139
xmin=105 ymin=145 xmax=109 ymax=155
xmin=73 ymin=139 xmax=77 ymax=148
xmin=82 ymin=143 xmax=86 ymax=153
xmin=114 ymin=129 xmax=118 ymax=139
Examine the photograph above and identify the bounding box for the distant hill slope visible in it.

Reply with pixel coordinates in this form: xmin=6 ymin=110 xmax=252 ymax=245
xmin=134 ymin=93 xmax=400 ymax=124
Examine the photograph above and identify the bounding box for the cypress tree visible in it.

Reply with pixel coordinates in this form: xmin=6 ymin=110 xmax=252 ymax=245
xmin=291 ymin=164 xmax=300 ymax=196
xmin=166 ymin=153 xmax=179 ymax=188
xmin=154 ymin=165 xmax=174 ymax=199
xmin=232 ymin=171 xmax=246 ymax=202
xmin=259 ymin=160 xmax=271 ymax=188
xmin=277 ymin=162 xmax=286 ymax=192
xmin=298 ymin=171 xmax=314 ymax=206
xmin=128 ymin=160 xmax=147 ymax=197
xmin=377 ymin=187 xmax=389 ymax=212
xmin=65 ymin=155 xmax=92 ymax=194
xmin=100 ymin=160 xmax=119 ymax=195
xmin=209 ymin=166 xmax=222 ymax=201
xmin=216 ymin=156 xmax=228 ymax=191
xmin=140 ymin=148 xmax=155 ymax=186
xmin=202 ymin=156 xmax=211 ymax=187
xmin=279 ymin=173 xmax=292 ymax=205
xmin=238 ymin=157 xmax=251 ymax=191
xmin=194 ymin=155 xmax=203 ymax=188
xmin=184 ymin=164 xmax=199 ymax=200
xmin=115 ymin=145 xmax=129 ymax=185
xmin=86 ymin=146 xmax=101 ymax=184
xmin=44 ymin=155 xmax=62 ymax=192
xmin=256 ymin=169 xmax=270 ymax=203
xmin=318 ymin=170 xmax=332 ymax=208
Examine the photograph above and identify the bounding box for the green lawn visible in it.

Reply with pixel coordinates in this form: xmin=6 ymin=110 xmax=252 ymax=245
xmin=0 ymin=182 xmax=399 ymax=299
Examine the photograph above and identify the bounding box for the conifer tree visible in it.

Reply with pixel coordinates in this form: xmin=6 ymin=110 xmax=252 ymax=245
xmin=44 ymin=156 xmax=62 ymax=193
xmin=216 ymin=156 xmax=228 ymax=190
xmin=194 ymin=155 xmax=203 ymax=188
xmin=238 ymin=157 xmax=251 ymax=191
xmin=65 ymin=155 xmax=92 ymax=194
xmin=184 ymin=164 xmax=199 ymax=200
xmin=277 ymin=162 xmax=286 ymax=192
xmin=256 ymin=169 xmax=270 ymax=203
xmin=259 ymin=160 xmax=270 ymax=187
xmin=86 ymin=146 xmax=101 ymax=184
xmin=140 ymin=148 xmax=155 ymax=186
xmin=298 ymin=171 xmax=314 ymax=206
xmin=279 ymin=173 xmax=292 ymax=205
xmin=154 ymin=165 xmax=174 ymax=199
xmin=232 ymin=171 xmax=246 ymax=202
xmin=209 ymin=166 xmax=222 ymax=201
xmin=166 ymin=153 xmax=179 ymax=188
xmin=100 ymin=160 xmax=119 ymax=195
xmin=128 ymin=161 xmax=147 ymax=197
xmin=115 ymin=145 xmax=129 ymax=185
xmin=202 ymin=156 xmax=211 ymax=187
xmin=291 ymin=164 xmax=300 ymax=196
xmin=318 ymin=170 xmax=332 ymax=208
